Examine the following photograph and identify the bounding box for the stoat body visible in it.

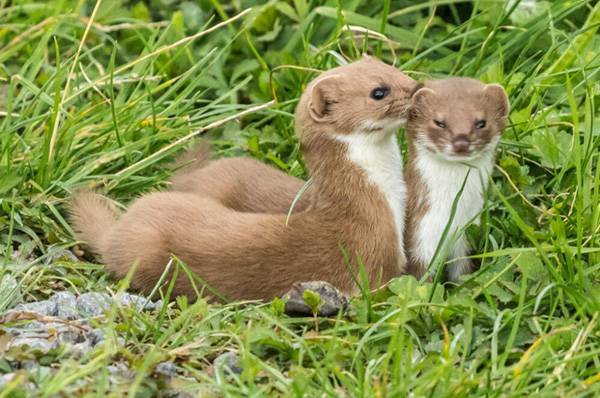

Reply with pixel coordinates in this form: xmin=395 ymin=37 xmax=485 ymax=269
xmin=70 ymin=57 xmax=419 ymax=300
xmin=405 ymin=78 xmax=509 ymax=281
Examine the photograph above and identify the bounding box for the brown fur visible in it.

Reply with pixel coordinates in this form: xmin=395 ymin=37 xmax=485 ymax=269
xmin=168 ymin=78 xmax=509 ymax=283
xmin=70 ymin=57 xmax=418 ymax=301
xmin=403 ymin=142 xmax=430 ymax=278
xmin=170 ymin=148 xmax=311 ymax=214
xmin=404 ymin=78 xmax=509 ymax=279
xmin=407 ymin=78 xmax=508 ymax=157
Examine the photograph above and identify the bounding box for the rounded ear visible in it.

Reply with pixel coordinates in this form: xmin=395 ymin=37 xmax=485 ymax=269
xmin=484 ymin=84 xmax=510 ymax=119
xmin=308 ymin=75 xmax=341 ymax=122
xmin=410 ymin=87 xmax=436 ymax=115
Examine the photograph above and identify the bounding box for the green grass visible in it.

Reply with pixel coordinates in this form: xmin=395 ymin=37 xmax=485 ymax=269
xmin=1 ymin=0 xmax=599 ymax=396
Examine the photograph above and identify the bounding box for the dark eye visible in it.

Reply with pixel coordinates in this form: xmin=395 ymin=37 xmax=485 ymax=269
xmin=434 ymin=120 xmax=446 ymax=128
xmin=475 ymin=120 xmax=486 ymax=129
xmin=371 ymin=87 xmax=390 ymax=100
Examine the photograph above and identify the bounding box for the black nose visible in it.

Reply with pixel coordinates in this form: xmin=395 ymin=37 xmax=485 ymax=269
xmin=452 ymin=136 xmax=470 ymax=153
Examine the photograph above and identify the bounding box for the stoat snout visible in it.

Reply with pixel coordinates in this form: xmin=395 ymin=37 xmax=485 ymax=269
xmin=451 ymin=135 xmax=470 ymax=154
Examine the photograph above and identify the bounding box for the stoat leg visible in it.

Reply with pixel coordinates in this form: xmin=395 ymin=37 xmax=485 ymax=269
xmin=447 ymin=258 xmax=473 ymax=282
xmin=446 ymin=237 xmax=474 ymax=282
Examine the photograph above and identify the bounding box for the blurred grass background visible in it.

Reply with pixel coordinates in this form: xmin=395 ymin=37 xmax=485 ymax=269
xmin=0 ymin=0 xmax=599 ymax=396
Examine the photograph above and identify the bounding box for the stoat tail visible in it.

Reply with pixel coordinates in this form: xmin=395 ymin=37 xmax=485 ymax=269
xmin=69 ymin=191 xmax=118 ymax=256
xmin=169 ymin=140 xmax=213 ymax=190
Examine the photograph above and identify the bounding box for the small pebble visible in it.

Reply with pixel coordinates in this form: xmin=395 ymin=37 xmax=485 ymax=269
xmin=87 ymin=329 xmax=105 ymax=346
xmin=118 ymin=293 xmax=157 ymax=311
xmin=56 ymin=328 xmax=85 ymax=345
xmin=155 ymin=361 xmax=178 ymax=377
xmin=9 ymin=336 xmax=59 ymax=354
xmin=76 ymin=292 xmax=112 ymax=317
xmin=0 ymin=373 xmax=16 ymax=387
xmin=214 ymin=352 xmax=242 ymax=375
xmin=108 ymin=362 xmax=135 ymax=382
xmin=13 ymin=300 xmax=57 ymax=317
xmin=50 ymin=291 xmax=78 ymax=320
xmin=46 ymin=248 xmax=80 ymax=263
xmin=20 ymin=360 xmax=40 ymax=371
xmin=69 ymin=341 xmax=93 ymax=358
xmin=283 ymin=281 xmax=349 ymax=317
xmin=0 ymin=372 xmax=35 ymax=392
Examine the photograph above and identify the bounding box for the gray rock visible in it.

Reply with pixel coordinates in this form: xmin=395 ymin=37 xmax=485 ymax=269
xmin=50 ymin=291 xmax=79 ymax=320
xmin=56 ymin=327 xmax=85 ymax=345
xmin=87 ymin=329 xmax=105 ymax=346
xmin=118 ymin=293 xmax=158 ymax=311
xmin=0 ymin=372 xmax=35 ymax=391
xmin=9 ymin=336 xmax=59 ymax=353
xmin=214 ymin=352 xmax=242 ymax=375
xmin=76 ymin=292 xmax=112 ymax=317
xmin=155 ymin=361 xmax=178 ymax=377
xmin=0 ymin=274 xmax=21 ymax=308
xmin=46 ymin=248 xmax=80 ymax=263
xmin=69 ymin=341 xmax=93 ymax=358
xmin=283 ymin=281 xmax=349 ymax=317
xmin=13 ymin=300 xmax=57 ymax=316
xmin=3 ymin=321 xmax=64 ymax=333
xmin=108 ymin=362 xmax=135 ymax=382
xmin=20 ymin=360 xmax=39 ymax=371
xmin=0 ymin=373 xmax=16 ymax=387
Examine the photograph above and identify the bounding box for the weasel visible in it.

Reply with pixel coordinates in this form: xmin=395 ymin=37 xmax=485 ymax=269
xmin=405 ymin=78 xmax=509 ymax=281
xmin=170 ymin=78 xmax=509 ymax=283
xmin=70 ymin=57 xmax=419 ymax=300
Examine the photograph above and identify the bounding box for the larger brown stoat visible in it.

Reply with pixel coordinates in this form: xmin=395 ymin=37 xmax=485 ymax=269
xmin=70 ymin=57 xmax=419 ymax=300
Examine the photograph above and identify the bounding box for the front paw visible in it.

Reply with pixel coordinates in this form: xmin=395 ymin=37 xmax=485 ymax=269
xmin=447 ymin=259 xmax=474 ymax=282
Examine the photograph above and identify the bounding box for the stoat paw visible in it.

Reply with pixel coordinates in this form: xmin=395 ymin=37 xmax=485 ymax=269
xmin=447 ymin=259 xmax=474 ymax=282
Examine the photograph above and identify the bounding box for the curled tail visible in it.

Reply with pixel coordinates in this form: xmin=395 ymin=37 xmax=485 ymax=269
xmin=169 ymin=140 xmax=213 ymax=191
xmin=69 ymin=191 xmax=118 ymax=256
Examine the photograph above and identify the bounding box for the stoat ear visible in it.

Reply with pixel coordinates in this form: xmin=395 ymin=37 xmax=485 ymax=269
xmin=411 ymin=86 xmax=436 ymax=104
xmin=484 ymin=84 xmax=510 ymax=119
xmin=409 ymin=86 xmax=436 ymax=116
xmin=308 ymin=75 xmax=341 ymax=122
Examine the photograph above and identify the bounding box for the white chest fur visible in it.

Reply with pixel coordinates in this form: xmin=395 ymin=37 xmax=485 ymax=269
xmin=335 ymin=131 xmax=407 ymax=270
xmin=413 ymin=142 xmax=496 ymax=281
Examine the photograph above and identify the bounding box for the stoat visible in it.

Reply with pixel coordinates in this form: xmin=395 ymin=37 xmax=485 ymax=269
xmin=170 ymin=77 xmax=509 ymax=283
xmin=70 ymin=57 xmax=419 ymax=300
xmin=405 ymin=78 xmax=509 ymax=281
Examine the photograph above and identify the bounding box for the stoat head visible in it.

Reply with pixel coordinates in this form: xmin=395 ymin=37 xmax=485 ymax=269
xmin=408 ymin=78 xmax=509 ymax=162
xmin=296 ymin=56 xmax=418 ymax=145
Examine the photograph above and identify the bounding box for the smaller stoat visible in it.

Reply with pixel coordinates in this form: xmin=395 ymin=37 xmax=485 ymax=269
xmin=405 ymin=78 xmax=509 ymax=281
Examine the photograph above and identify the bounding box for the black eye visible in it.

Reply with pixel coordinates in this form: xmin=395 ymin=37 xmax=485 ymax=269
xmin=434 ymin=120 xmax=446 ymax=128
xmin=475 ymin=120 xmax=486 ymax=129
xmin=371 ymin=87 xmax=390 ymax=100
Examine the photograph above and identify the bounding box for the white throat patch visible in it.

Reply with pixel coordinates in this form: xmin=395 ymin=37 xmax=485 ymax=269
xmin=413 ymin=137 xmax=498 ymax=280
xmin=335 ymin=130 xmax=407 ymax=270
